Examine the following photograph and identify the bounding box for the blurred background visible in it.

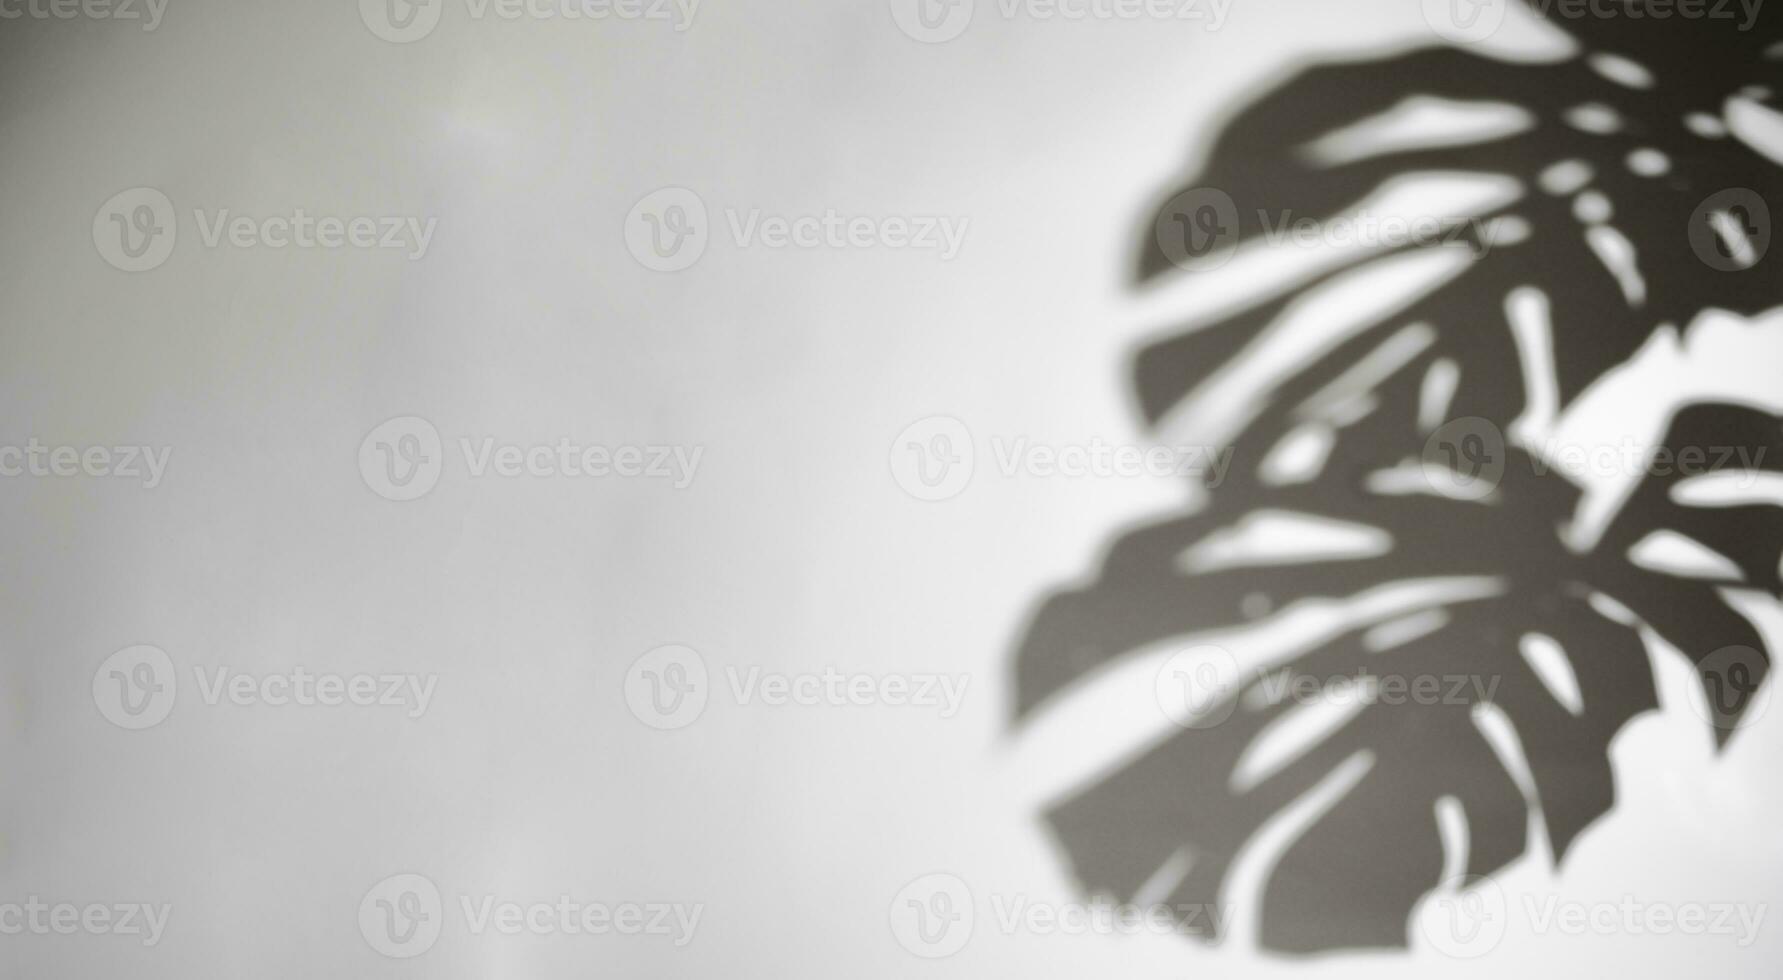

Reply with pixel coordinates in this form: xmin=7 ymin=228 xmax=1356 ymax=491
xmin=2 ymin=0 xmax=1780 ymax=976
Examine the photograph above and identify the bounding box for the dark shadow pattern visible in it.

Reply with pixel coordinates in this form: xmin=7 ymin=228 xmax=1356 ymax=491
xmin=1013 ymin=4 xmax=1783 ymax=955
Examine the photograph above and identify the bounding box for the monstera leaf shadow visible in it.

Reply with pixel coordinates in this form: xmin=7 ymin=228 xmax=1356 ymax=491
xmin=1012 ymin=4 xmax=1783 ymax=956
